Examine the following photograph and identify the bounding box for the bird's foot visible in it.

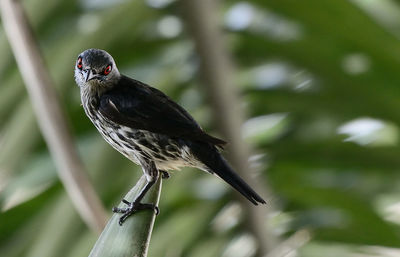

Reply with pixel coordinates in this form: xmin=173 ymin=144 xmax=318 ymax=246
xmin=112 ymin=199 xmax=159 ymax=225
xmin=160 ymin=170 xmax=170 ymax=179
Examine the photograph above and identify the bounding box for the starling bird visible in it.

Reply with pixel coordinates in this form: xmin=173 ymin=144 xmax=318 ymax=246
xmin=75 ymin=48 xmax=265 ymax=225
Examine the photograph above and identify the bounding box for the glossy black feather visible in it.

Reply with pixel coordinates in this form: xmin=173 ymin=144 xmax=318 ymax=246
xmin=190 ymin=142 xmax=266 ymax=205
xmin=98 ymin=75 xmax=227 ymax=147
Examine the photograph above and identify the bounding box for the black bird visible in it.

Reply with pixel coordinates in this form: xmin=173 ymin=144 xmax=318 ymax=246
xmin=74 ymin=48 xmax=265 ymax=225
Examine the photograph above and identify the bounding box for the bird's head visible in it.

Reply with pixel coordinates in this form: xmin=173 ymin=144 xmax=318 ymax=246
xmin=74 ymin=48 xmax=120 ymax=90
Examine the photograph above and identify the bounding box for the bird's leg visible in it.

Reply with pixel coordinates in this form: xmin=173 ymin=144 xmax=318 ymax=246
xmin=112 ymin=161 xmax=160 ymax=225
xmin=112 ymin=180 xmax=159 ymax=225
xmin=160 ymin=170 xmax=170 ymax=179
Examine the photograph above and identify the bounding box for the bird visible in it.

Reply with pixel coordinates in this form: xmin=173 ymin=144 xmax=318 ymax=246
xmin=74 ymin=48 xmax=266 ymax=225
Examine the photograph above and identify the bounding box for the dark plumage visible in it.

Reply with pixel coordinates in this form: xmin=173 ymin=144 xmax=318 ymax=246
xmin=99 ymin=75 xmax=226 ymax=146
xmin=74 ymin=49 xmax=265 ymax=225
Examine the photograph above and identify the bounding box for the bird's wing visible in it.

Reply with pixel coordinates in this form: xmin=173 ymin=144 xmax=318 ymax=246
xmin=98 ymin=75 xmax=226 ymax=147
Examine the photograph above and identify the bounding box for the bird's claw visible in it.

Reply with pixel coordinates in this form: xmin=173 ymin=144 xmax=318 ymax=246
xmin=112 ymin=199 xmax=159 ymax=225
xmin=160 ymin=170 xmax=170 ymax=179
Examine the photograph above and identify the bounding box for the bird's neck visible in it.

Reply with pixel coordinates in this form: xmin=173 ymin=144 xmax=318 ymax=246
xmin=80 ymin=85 xmax=102 ymax=123
xmin=79 ymin=75 xmax=120 ymax=114
xmin=80 ymin=81 xmax=105 ymax=113
xmin=80 ymin=77 xmax=116 ymax=99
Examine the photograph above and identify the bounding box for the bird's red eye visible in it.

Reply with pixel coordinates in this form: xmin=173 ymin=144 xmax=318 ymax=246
xmin=77 ymin=57 xmax=83 ymax=70
xmin=104 ymin=65 xmax=112 ymax=75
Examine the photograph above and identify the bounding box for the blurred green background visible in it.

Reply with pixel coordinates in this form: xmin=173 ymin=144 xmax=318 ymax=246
xmin=2 ymin=0 xmax=400 ymax=256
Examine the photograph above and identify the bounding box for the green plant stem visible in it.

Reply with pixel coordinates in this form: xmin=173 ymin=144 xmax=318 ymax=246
xmin=89 ymin=175 xmax=162 ymax=257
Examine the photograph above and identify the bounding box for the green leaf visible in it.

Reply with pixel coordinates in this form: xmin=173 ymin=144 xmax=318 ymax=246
xmin=89 ymin=175 xmax=162 ymax=257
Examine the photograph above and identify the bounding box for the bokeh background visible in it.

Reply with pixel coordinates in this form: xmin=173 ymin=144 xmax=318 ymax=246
xmin=2 ymin=0 xmax=400 ymax=256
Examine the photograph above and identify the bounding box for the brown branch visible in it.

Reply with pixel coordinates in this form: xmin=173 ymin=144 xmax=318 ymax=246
xmin=181 ymin=0 xmax=279 ymax=254
xmin=0 ymin=0 xmax=107 ymax=233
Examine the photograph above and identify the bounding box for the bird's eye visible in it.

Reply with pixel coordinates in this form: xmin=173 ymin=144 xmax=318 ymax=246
xmin=104 ymin=65 xmax=112 ymax=75
xmin=77 ymin=57 xmax=83 ymax=70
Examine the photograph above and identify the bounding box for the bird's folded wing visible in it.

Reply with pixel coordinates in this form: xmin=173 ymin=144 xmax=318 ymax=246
xmin=98 ymin=77 xmax=226 ymax=147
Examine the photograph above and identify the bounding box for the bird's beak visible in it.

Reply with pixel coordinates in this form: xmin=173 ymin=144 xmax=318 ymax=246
xmin=84 ymin=69 xmax=98 ymax=82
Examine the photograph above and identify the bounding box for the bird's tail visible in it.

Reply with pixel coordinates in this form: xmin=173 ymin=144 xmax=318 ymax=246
xmin=192 ymin=144 xmax=266 ymax=205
